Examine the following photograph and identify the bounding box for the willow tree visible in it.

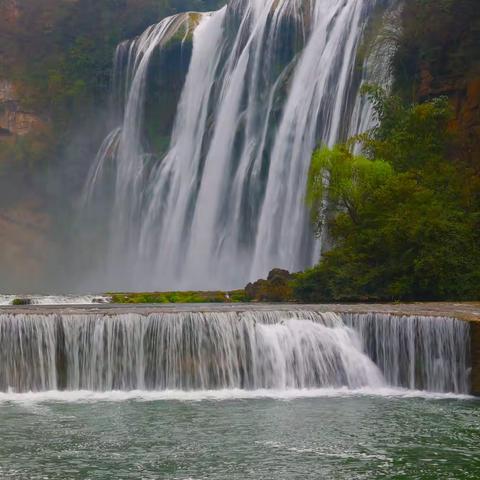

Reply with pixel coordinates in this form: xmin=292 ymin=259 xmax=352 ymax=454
xmin=306 ymin=144 xmax=393 ymax=232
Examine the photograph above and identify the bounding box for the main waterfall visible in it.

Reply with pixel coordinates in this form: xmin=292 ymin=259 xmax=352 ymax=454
xmin=82 ymin=0 xmax=396 ymax=291
xmin=0 ymin=311 xmax=470 ymax=394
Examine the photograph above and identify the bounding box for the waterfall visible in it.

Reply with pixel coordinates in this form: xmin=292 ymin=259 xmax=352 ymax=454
xmin=82 ymin=0 xmax=397 ymax=292
xmin=0 ymin=311 xmax=470 ymax=394
xmin=343 ymin=314 xmax=471 ymax=394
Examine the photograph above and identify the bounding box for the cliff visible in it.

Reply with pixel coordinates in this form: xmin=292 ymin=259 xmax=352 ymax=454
xmin=0 ymin=0 xmax=221 ymax=291
xmin=0 ymin=79 xmax=46 ymax=138
xmin=394 ymin=0 xmax=480 ymax=168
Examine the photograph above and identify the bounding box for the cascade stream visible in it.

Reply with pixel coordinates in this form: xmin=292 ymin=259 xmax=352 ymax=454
xmin=0 ymin=311 xmax=470 ymax=394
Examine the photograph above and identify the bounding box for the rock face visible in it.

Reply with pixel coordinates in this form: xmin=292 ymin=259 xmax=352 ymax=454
xmin=417 ymin=72 xmax=480 ymax=168
xmin=396 ymin=0 xmax=480 ymax=168
xmin=0 ymin=0 xmax=221 ymax=292
xmin=1 ymin=0 xmax=21 ymax=23
xmin=0 ymin=199 xmax=52 ymax=292
xmin=457 ymin=79 xmax=480 ymax=164
xmin=0 ymin=78 xmax=51 ymax=290
xmin=0 ymin=79 xmax=45 ymax=137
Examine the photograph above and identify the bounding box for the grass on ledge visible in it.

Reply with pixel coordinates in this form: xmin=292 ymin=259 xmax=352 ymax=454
xmin=109 ymin=290 xmax=249 ymax=304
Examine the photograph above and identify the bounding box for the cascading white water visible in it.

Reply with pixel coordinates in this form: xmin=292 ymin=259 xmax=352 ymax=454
xmin=0 ymin=311 xmax=470 ymax=394
xmin=343 ymin=313 xmax=471 ymax=394
xmin=0 ymin=295 xmax=109 ymax=306
xmin=83 ymin=0 xmax=396 ymax=291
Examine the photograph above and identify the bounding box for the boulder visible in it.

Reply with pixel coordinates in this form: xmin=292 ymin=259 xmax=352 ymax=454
xmin=245 ymin=269 xmax=294 ymax=302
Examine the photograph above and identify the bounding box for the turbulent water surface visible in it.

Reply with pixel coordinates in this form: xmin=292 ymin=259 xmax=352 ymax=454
xmin=0 ymin=394 xmax=479 ymax=479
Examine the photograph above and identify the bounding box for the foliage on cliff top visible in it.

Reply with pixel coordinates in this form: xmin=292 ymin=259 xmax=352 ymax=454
xmin=0 ymin=0 xmax=221 ymax=127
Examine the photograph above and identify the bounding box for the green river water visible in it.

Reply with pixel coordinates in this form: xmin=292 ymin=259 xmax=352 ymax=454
xmin=0 ymin=391 xmax=479 ymax=479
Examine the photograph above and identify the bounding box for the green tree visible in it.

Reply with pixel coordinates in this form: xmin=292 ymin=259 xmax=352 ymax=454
xmin=307 ymin=144 xmax=393 ymax=230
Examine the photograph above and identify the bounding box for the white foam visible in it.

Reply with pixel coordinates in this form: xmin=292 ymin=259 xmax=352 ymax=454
xmin=0 ymin=387 xmax=473 ymax=404
xmin=257 ymin=441 xmax=392 ymax=462
xmin=0 ymin=294 xmax=110 ymax=306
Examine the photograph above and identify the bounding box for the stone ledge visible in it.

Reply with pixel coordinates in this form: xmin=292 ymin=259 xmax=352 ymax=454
xmin=0 ymin=302 xmax=479 ymax=321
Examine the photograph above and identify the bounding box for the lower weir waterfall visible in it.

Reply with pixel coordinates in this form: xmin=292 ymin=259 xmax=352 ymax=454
xmin=82 ymin=0 xmax=398 ymax=291
xmin=0 ymin=311 xmax=470 ymax=395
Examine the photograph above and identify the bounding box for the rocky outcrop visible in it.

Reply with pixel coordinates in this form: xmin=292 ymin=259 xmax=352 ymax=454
xmin=0 ymin=79 xmax=45 ymax=138
xmin=245 ymin=269 xmax=295 ymax=302
xmin=0 ymin=76 xmax=51 ymax=291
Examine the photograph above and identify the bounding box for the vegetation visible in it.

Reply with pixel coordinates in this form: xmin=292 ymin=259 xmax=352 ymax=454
xmin=11 ymin=298 xmax=31 ymax=306
xmin=110 ymin=290 xmax=248 ymax=304
xmin=295 ymin=87 xmax=480 ymax=302
xmin=108 ymin=270 xmax=297 ymax=304
xmin=1 ymin=1 xmax=220 ymax=122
